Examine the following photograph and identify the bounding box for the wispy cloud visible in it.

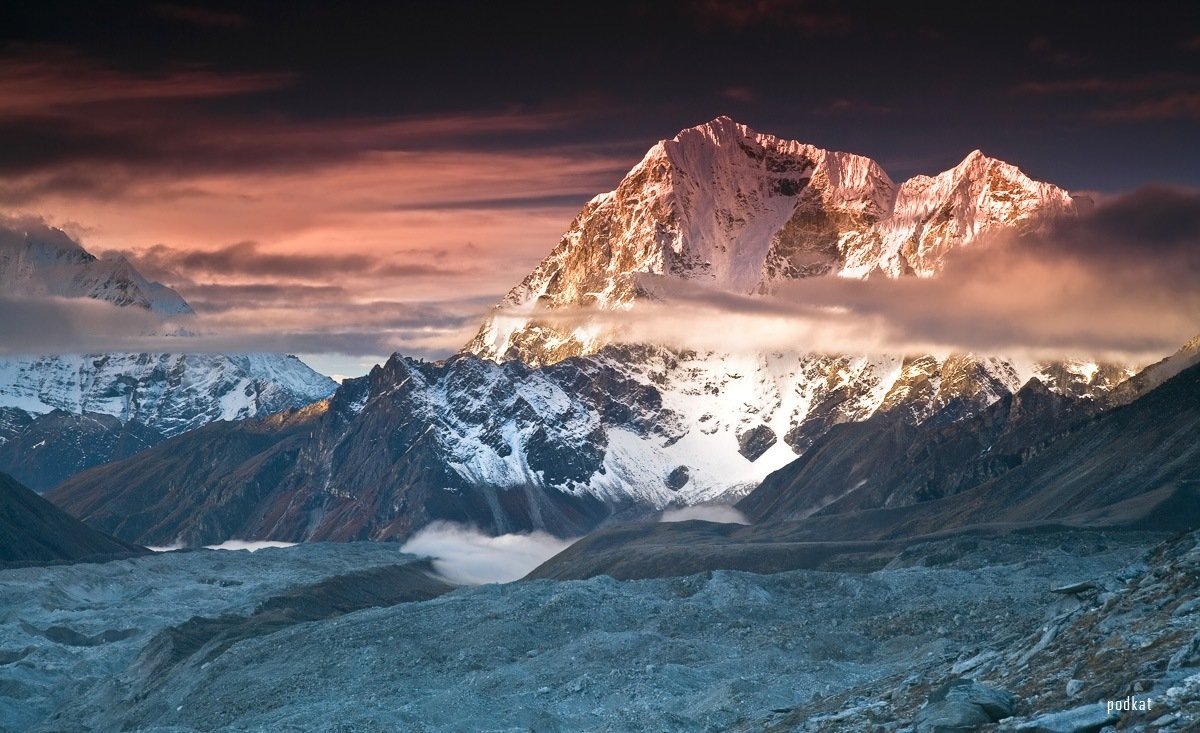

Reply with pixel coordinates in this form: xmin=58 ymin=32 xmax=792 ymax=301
xmin=721 ymin=87 xmax=757 ymax=103
xmin=1012 ymin=72 xmax=1200 ymax=122
xmin=510 ymin=186 xmax=1200 ymax=362
xmin=0 ymin=48 xmax=287 ymax=117
xmin=0 ymin=48 xmax=643 ymax=356
xmin=1026 ymin=36 xmax=1089 ymax=68
xmin=400 ymin=522 xmax=575 ymax=585
xmin=1095 ymin=91 xmax=1200 ymax=121
xmin=1012 ymin=73 xmax=1200 ymax=96
xmin=661 ymin=506 xmax=749 ymax=524
xmin=820 ymin=98 xmax=893 ymax=116
xmin=115 ymin=240 xmax=469 ymax=282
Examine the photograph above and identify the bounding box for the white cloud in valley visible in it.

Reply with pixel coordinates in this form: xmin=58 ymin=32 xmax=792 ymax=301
xmin=400 ymin=522 xmax=576 ymax=585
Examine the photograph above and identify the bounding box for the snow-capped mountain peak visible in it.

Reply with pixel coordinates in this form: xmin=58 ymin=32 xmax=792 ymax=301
xmin=0 ymin=220 xmax=335 ymax=440
xmin=465 ymin=118 xmax=1074 ymax=365
xmin=0 ymin=221 xmax=193 ymax=315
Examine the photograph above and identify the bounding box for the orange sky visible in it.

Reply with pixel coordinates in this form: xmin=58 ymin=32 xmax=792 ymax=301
xmin=0 ymin=52 xmax=648 ymax=372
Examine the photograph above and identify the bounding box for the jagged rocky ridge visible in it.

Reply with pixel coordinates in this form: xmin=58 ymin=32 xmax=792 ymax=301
xmin=0 ymin=408 xmax=163 ymax=493
xmin=738 ymin=354 xmax=1200 ymax=532
xmin=0 ymin=221 xmax=336 ymax=487
xmin=48 ymin=118 xmax=1157 ymax=544
xmin=526 ymin=358 xmax=1200 ymax=582
xmin=48 ymin=339 xmax=1192 ymax=548
xmin=466 ymin=116 xmax=1078 ymax=365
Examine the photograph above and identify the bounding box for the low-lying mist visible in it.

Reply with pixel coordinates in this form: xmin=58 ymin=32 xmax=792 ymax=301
xmin=400 ymin=522 xmax=576 ymax=585
xmin=660 ymin=505 xmax=750 ymax=524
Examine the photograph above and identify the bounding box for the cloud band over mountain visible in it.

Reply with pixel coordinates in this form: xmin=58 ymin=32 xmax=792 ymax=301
xmin=2 ymin=186 xmax=1196 ymax=363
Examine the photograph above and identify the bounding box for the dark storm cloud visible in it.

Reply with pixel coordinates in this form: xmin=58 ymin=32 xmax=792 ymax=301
xmin=1012 ymin=72 xmax=1200 ymax=123
xmin=1012 ymin=74 xmax=1200 ymax=96
xmin=0 ymin=46 xmax=591 ymax=195
xmin=148 ymin=3 xmax=249 ymax=28
xmin=1 ymin=1 xmax=1198 ymax=368
xmin=2 ymin=2 xmax=1199 ymax=194
xmin=819 ymin=99 xmax=893 ymax=116
xmin=1095 ymin=92 xmax=1200 ymax=122
xmin=691 ymin=0 xmax=850 ymax=34
xmin=0 ymin=48 xmax=286 ymax=115
xmin=1026 ymin=36 xmax=1091 ymax=68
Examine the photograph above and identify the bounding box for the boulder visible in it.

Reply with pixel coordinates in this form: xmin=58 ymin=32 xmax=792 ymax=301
xmin=1167 ymin=633 xmax=1200 ymax=672
xmin=917 ymin=679 xmax=1015 ymax=732
xmin=1011 ymin=703 xmax=1119 ymax=733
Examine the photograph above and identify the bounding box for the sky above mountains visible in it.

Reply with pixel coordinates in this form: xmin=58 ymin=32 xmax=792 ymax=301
xmin=1 ymin=1 xmax=1198 ymax=375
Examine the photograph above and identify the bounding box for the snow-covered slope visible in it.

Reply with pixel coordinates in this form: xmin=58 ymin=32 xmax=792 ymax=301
xmin=42 ymin=119 xmax=1149 ymax=543
xmin=0 ymin=353 xmax=336 ymax=437
xmin=0 ymin=222 xmax=336 ymax=443
xmin=48 ymin=345 xmax=1039 ymax=544
xmin=466 ymin=117 xmax=1076 ymax=363
xmin=1 ymin=221 xmax=191 ymax=315
xmin=449 ymin=118 xmax=1128 ymax=510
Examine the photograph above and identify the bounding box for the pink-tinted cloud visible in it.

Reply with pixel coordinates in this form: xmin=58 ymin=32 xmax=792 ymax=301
xmin=0 ymin=49 xmax=287 ymax=116
xmin=0 ymin=49 xmax=648 ymax=368
xmin=516 ymin=187 xmax=1200 ymax=363
xmin=1095 ymin=91 xmax=1200 ymax=121
xmin=820 ymin=98 xmax=893 ymax=116
xmin=1012 ymin=73 xmax=1199 ymax=96
xmin=721 ymin=87 xmax=757 ymax=103
xmin=0 ymin=48 xmax=638 ymax=319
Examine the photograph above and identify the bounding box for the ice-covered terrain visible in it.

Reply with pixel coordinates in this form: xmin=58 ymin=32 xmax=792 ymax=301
xmin=0 ymin=543 xmax=424 ymax=732
xmin=0 ymin=531 xmax=1177 ymax=733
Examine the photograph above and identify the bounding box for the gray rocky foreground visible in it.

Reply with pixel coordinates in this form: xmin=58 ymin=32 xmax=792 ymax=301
xmin=1 ymin=529 xmax=1196 ymax=732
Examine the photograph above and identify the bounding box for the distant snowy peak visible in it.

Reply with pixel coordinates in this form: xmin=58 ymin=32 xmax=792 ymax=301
xmin=465 ymin=117 xmax=1075 ymax=364
xmin=863 ymin=148 xmax=1075 ymax=278
xmin=0 ymin=220 xmax=336 ymax=440
xmin=0 ymin=221 xmax=192 ymax=315
xmin=0 ymin=352 xmax=337 ymax=437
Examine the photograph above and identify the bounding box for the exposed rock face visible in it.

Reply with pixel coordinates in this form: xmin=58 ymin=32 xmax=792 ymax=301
xmin=46 ymin=119 xmax=1155 ymax=544
xmin=0 ymin=352 xmax=336 ymax=440
xmin=50 ymin=360 xmax=616 ymax=545
xmin=0 ymin=472 xmax=145 ymax=564
xmin=0 ymin=409 xmax=164 ymax=492
xmin=50 ymin=345 xmax=1095 ymax=546
xmin=738 ymin=376 xmax=1100 ymax=522
xmin=465 ymin=117 xmax=1076 ymax=366
xmin=0 ymin=221 xmax=336 ymax=488
xmin=739 ymin=360 xmax=1200 ymax=529
xmin=915 ymin=679 xmax=1014 ymax=732
xmin=447 ymin=117 xmax=1125 ymax=523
